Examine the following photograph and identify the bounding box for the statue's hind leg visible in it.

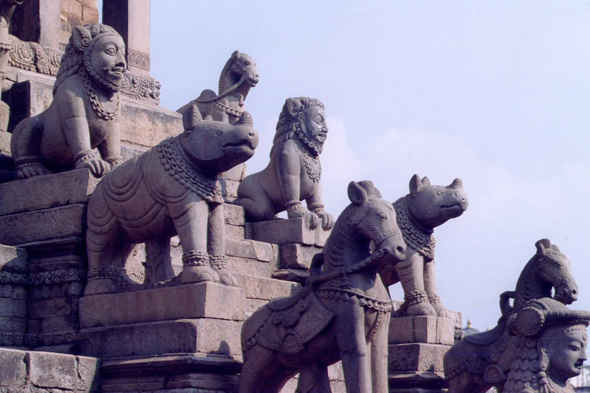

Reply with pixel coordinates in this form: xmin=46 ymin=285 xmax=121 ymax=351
xmin=395 ymin=253 xmax=436 ymax=316
xmin=424 ymin=260 xmax=450 ymax=317
xmin=297 ymin=363 xmax=332 ymax=393
xmin=239 ymin=346 xmax=293 ymax=393
xmin=370 ymin=311 xmax=390 ymax=393
xmin=10 ymin=117 xmax=51 ymax=179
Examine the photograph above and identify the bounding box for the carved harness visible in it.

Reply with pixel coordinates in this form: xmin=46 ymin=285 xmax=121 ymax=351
xmin=393 ymin=198 xmax=436 ymax=261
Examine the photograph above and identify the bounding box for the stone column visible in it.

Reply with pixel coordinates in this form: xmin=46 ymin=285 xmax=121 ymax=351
xmin=10 ymin=0 xmax=61 ymax=49
xmin=103 ymin=0 xmax=151 ymax=76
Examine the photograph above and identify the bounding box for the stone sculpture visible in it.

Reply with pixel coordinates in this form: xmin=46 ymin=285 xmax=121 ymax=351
xmin=84 ymin=112 xmax=259 ymax=295
xmin=10 ymin=23 xmax=126 ymax=179
xmin=444 ymin=239 xmax=580 ymax=393
xmin=503 ymin=298 xmax=588 ymax=393
xmin=239 ymin=181 xmax=406 ymax=393
xmin=0 ymin=0 xmax=21 ymax=130
xmin=177 ymin=50 xmax=259 ymax=123
xmin=379 ymin=175 xmax=469 ymax=317
xmin=237 ymin=97 xmax=334 ymax=230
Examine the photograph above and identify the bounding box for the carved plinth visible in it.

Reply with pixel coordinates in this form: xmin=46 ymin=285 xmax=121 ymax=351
xmin=247 ymin=217 xmax=330 ymax=247
xmin=79 ymin=282 xmax=246 ymax=329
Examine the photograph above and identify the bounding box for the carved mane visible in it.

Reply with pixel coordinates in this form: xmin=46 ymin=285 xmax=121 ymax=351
xmin=270 ymin=97 xmax=324 ymax=158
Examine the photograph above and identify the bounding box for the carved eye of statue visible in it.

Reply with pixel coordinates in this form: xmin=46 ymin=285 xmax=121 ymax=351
xmin=436 ymin=191 xmax=443 ymax=196
xmin=105 ymin=47 xmax=116 ymax=55
xmin=569 ymin=345 xmax=580 ymax=351
xmin=215 ymin=131 xmax=223 ymax=136
xmin=244 ymin=61 xmax=251 ymax=66
xmin=314 ymin=115 xmax=324 ymax=124
xmin=378 ymin=212 xmax=388 ymax=220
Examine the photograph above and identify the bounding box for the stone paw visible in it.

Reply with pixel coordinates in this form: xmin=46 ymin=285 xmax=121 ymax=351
xmin=180 ymin=266 xmax=220 ymax=284
xmin=83 ymin=278 xmax=117 ymax=295
xmin=405 ymin=301 xmax=437 ymax=316
xmin=215 ymin=269 xmax=239 ymax=287
xmin=433 ymin=304 xmax=451 ymax=318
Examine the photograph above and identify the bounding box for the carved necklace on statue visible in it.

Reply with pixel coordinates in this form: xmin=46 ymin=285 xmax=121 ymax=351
xmin=292 ymin=124 xmax=322 ymax=183
xmin=157 ymin=137 xmax=224 ymax=204
xmin=393 ymin=198 xmax=436 ymax=261
xmin=79 ymin=67 xmax=120 ymax=121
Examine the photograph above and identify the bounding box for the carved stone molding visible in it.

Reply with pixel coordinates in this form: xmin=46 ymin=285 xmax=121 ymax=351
xmin=128 ymin=49 xmax=150 ymax=72
xmin=0 ymin=268 xmax=86 ymax=285
xmin=23 ymin=330 xmax=77 ymax=348
xmin=7 ymin=35 xmax=161 ymax=105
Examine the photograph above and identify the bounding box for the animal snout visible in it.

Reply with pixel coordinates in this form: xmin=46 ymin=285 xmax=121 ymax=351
xmin=393 ymin=244 xmax=406 ymax=261
xmin=556 ymin=284 xmax=579 ymax=304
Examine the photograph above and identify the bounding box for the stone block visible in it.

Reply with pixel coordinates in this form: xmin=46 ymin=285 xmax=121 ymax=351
xmin=28 ymin=281 xmax=85 ymax=300
xmin=0 ymin=169 xmax=99 ymax=216
xmin=246 ymin=298 xmax=267 ymax=317
xmin=0 ymin=129 xmax=10 ymax=155
xmin=226 ymin=239 xmax=276 ymax=262
xmin=166 ymin=373 xmax=240 ymax=390
xmin=27 ymin=319 xmax=40 ymax=334
xmin=272 ymin=269 xmax=309 ymax=284
xmin=81 ymin=4 xmax=99 ymax=22
xmin=246 ymin=217 xmax=330 ymax=247
xmin=0 ymin=284 xmax=26 ymax=299
xmin=79 ymin=282 xmax=246 ymax=329
xmin=28 ymin=351 xmax=99 ymax=391
xmin=388 ymin=343 xmax=450 ymax=373
xmin=224 ymin=203 xmax=246 ymax=226
xmin=61 ymin=0 xmax=82 ymax=17
xmin=119 ymin=99 xmax=182 ymax=149
xmin=237 ymin=274 xmax=300 ymax=301
xmin=77 ymin=318 xmax=243 ymax=359
xmin=101 ymin=376 xmax=166 ymax=392
xmin=226 ymin=223 xmax=245 ymax=240
xmin=220 ymin=163 xmax=246 ymax=182
xmin=40 ymin=314 xmax=79 ymax=333
xmin=227 ymin=256 xmax=272 ymax=278
xmin=0 ymin=316 xmax=26 ymax=333
xmin=0 ymin=244 xmax=27 ymax=273
xmin=0 ymin=204 xmax=85 ymax=246
xmin=221 ymin=178 xmax=240 ymax=201
xmin=0 ymin=348 xmax=26 ymax=386
xmin=28 ymin=296 xmax=78 ymax=319
xmin=0 ymin=298 xmax=26 ymax=318
xmin=389 ymin=316 xmax=455 ymax=345
xmin=6 ymin=80 xmax=54 ymax=133
xmin=279 ymin=243 xmax=323 ymax=270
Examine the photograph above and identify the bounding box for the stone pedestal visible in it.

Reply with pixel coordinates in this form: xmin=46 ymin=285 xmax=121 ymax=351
xmin=388 ymin=314 xmax=460 ymax=393
xmin=246 ymin=217 xmax=330 ymax=247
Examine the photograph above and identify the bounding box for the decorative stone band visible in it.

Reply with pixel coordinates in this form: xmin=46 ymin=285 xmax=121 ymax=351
xmin=182 ymin=250 xmax=210 ymax=267
xmin=23 ymin=331 xmax=78 ymax=348
xmin=8 ymin=34 xmax=161 ymax=105
xmin=393 ymin=198 xmax=436 ymax=261
xmin=209 ymin=254 xmax=228 ymax=270
xmin=0 ymin=268 xmax=86 ymax=286
xmin=214 ymin=99 xmax=243 ymax=117
xmin=428 ymin=293 xmax=442 ymax=305
xmin=128 ymin=49 xmax=150 ymax=72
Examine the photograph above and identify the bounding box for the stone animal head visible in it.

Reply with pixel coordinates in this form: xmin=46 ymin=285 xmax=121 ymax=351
xmin=405 ymin=175 xmax=469 ymax=229
xmin=504 ymin=298 xmax=590 ymax=393
xmin=54 ymin=23 xmax=126 ymax=95
xmin=220 ymin=50 xmax=259 ymax=92
xmin=533 ymin=239 xmax=578 ymax=305
xmin=180 ymin=111 xmax=259 ymax=175
xmin=345 ymin=181 xmax=406 ymax=262
xmin=272 ymin=97 xmax=328 ymax=157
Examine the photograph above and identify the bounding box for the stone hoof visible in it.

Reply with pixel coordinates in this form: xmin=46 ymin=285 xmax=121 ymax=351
xmin=215 ymin=269 xmax=239 ymax=287
xmin=84 ymin=279 xmax=117 ymax=295
xmin=180 ymin=266 xmax=220 ymax=284
xmin=406 ymin=302 xmax=437 ymax=316
xmin=433 ymin=304 xmax=451 ymax=318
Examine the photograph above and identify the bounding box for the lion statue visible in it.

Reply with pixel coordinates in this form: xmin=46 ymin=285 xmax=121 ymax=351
xmin=237 ymin=97 xmax=334 ymax=230
xmin=10 ymin=23 xmax=126 ymax=179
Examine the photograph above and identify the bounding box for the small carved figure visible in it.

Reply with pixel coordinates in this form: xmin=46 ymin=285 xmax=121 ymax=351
xmin=379 ymin=175 xmax=468 ymax=317
xmin=239 ymin=181 xmax=406 ymax=393
xmin=444 ymin=239 xmax=580 ymax=393
xmin=237 ymin=97 xmax=334 ymax=230
xmin=502 ymin=298 xmax=588 ymax=393
xmin=10 ymin=23 xmax=126 ymax=179
xmin=84 ymin=112 xmax=259 ymax=295
xmin=177 ymin=50 xmax=259 ymax=123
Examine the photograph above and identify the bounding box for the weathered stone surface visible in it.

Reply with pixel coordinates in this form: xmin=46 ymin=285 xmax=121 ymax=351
xmin=279 ymin=243 xmax=323 ymax=270
xmin=28 ymin=296 xmax=78 ymax=319
xmin=388 ymin=343 xmax=450 ymax=373
xmin=0 ymin=204 xmax=85 ymax=246
xmin=0 ymin=284 xmax=26 ymax=300
xmin=226 ymin=223 xmax=245 ymax=240
xmin=0 ymin=244 xmax=27 ymax=273
xmin=227 ymin=256 xmax=273 ymax=278
xmin=220 ymin=178 xmax=240 ymax=201
xmin=0 ymin=316 xmax=26 ymax=333
xmin=79 ymin=282 xmax=246 ymax=329
xmin=101 ymin=376 xmax=166 ymax=393
xmin=0 ymin=169 xmax=99 ymax=216
xmin=389 ymin=316 xmax=455 ymax=345
xmin=246 ymin=298 xmax=268 ymax=317
xmin=6 ymin=78 xmax=54 ymax=134
xmin=77 ymin=318 xmax=242 ymax=358
xmin=271 ymin=268 xmax=309 ymax=284
xmin=246 ymin=217 xmax=329 ymax=247
xmin=0 ymin=348 xmax=26 ymax=386
xmin=40 ymin=314 xmax=79 ymax=333
xmin=28 ymin=281 xmax=85 ymax=300
xmin=237 ymin=274 xmax=299 ymax=301
xmin=224 ymin=203 xmax=246 ymax=226
xmin=166 ymin=373 xmax=240 ymax=390
xmin=0 ymin=298 xmax=26 ymax=318
xmin=221 ymin=163 xmax=246 ymax=182
xmin=119 ymin=100 xmax=181 ymax=148
xmin=226 ymin=239 xmax=276 ymax=262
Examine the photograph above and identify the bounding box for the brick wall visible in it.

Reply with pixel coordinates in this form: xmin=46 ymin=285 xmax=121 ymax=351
xmin=59 ymin=0 xmax=99 ymax=51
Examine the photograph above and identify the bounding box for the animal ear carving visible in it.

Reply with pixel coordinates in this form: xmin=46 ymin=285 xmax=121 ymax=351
xmin=348 ymin=181 xmax=368 ymax=205
xmin=357 ymin=180 xmax=382 ymax=198
xmin=535 ymin=239 xmax=552 ymax=255
xmin=182 ymin=104 xmax=202 ymax=133
xmin=450 ymin=178 xmax=463 ymax=189
xmin=72 ymin=26 xmax=92 ymax=51
xmin=409 ymin=174 xmax=422 ymax=194
xmin=285 ymin=98 xmax=302 ymax=118
xmin=232 ymin=50 xmax=241 ymax=61
xmin=421 ymin=177 xmax=431 ymax=187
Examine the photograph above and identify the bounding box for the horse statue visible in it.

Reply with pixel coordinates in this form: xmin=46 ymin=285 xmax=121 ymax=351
xmin=239 ymin=181 xmax=407 ymax=393
xmin=443 ymin=239 xmax=579 ymax=393
xmin=177 ymin=50 xmax=259 ymax=124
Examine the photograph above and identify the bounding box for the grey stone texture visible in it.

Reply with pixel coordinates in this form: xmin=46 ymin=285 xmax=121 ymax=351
xmin=389 ymin=316 xmax=455 ymax=345
xmin=279 ymin=243 xmax=323 ymax=270
xmin=0 ymin=347 xmax=99 ymax=391
xmin=246 ymin=217 xmax=330 ymax=247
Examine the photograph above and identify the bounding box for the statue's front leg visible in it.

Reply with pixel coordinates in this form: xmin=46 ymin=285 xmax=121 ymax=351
xmin=424 ymin=260 xmax=450 ymax=317
xmin=97 ymin=124 xmax=123 ymax=170
xmin=171 ymin=199 xmax=220 ymax=284
xmin=306 ymin=183 xmax=334 ymax=230
xmin=208 ymin=203 xmax=237 ymax=286
xmin=394 ymin=252 xmax=436 ymax=316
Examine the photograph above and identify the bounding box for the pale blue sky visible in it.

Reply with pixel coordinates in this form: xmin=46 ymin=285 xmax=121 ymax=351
xmin=101 ymin=1 xmax=590 ymax=330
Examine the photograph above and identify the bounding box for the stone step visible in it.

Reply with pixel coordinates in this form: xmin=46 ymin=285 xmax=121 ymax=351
xmin=246 ymin=217 xmax=330 ymax=247
xmin=236 ymin=274 xmax=300 ymax=302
